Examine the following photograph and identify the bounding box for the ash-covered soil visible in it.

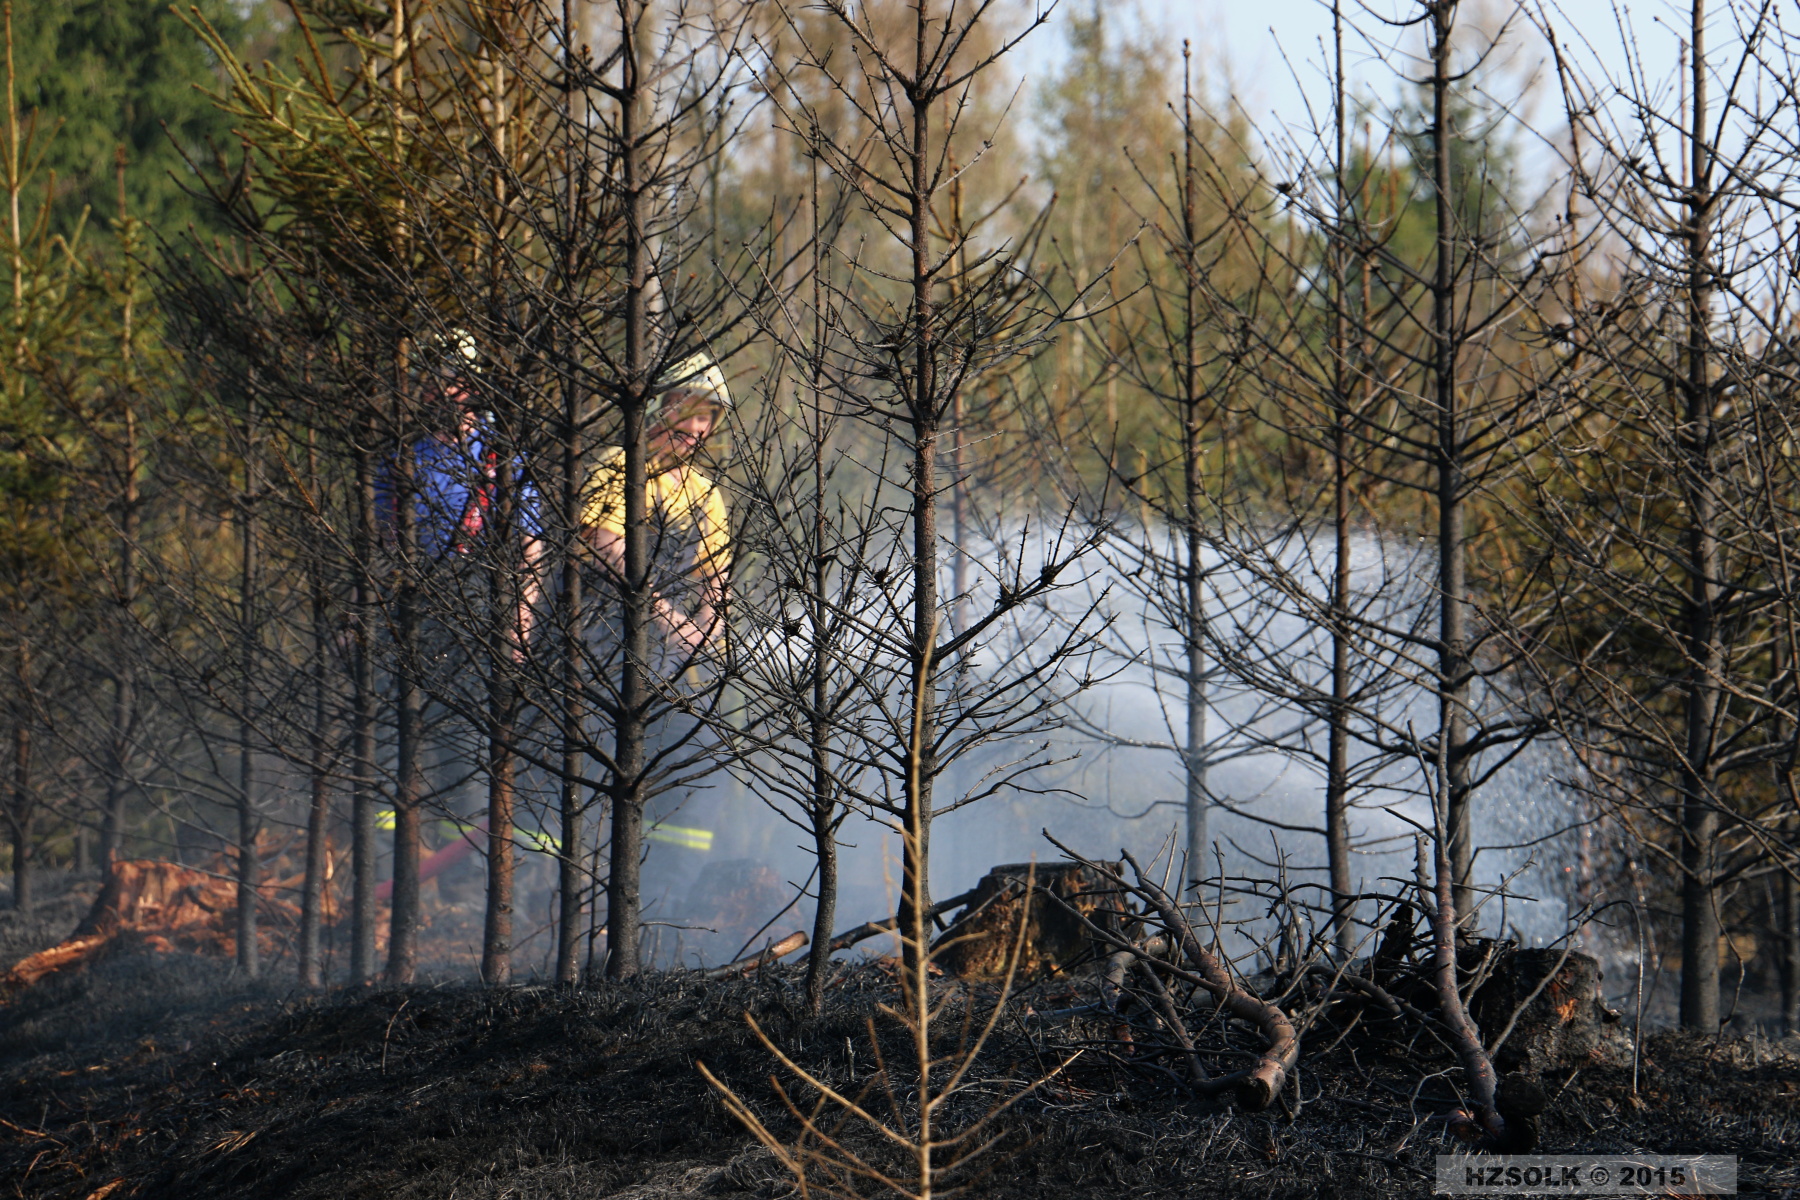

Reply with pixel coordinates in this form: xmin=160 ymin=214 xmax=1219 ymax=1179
xmin=2 ymin=945 xmax=1798 ymax=1200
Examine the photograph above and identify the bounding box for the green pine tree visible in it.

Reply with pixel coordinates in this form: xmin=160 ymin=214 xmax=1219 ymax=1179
xmin=12 ymin=0 xmax=282 ymax=240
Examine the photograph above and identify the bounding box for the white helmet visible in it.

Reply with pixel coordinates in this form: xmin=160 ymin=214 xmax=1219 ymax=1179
xmin=653 ymin=352 xmax=731 ymax=415
xmin=424 ymin=327 xmax=480 ymax=379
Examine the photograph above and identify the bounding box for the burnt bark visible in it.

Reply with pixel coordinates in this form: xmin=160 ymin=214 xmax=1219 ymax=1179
xmin=1419 ymin=836 xmax=1500 ymax=1140
xmin=604 ymin=0 xmax=651 ymax=979
xmin=1781 ymin=869 xmax=1799 ymax=1035
xmin=236 ymin=392 xmax=260 ymax=981
xmin=100 ymin=387 xmax=138 ymax=864
xmin=298 ymin=555 xmax=332 ymax=988
xmin=1428 ymin=0 xmax=1476 ymax=921
xmin=387 ymin=410 xmax=424 ymax=986
xmin=557 ymin=404 xmax=587 ymax=986
xmin=483 ymin=710 xmax=516 ymax=985
xmin=805 ymin=796 xmax=838 ymax=1013
xmin=351 ymin=443 xmax=380 ymax=983
xmin=296 ymin=421 xmax=332 ymax=989
xmin=1178 ymin=54 xmax=1209 ymax=893
xmin=482 ymin=456 xmax=520 ymax=987
xmin=802 ymin=137 xmax=840 ymax=1019
xmin=1325 ymin=0 xmax=1355 ymax=958
xmin=554 ymin=0 xmax=589 ymax=985
xmin=935 ymin=862 xmax=1123 ymax=981
xmin=1677 ymin=0 xmax=1722 ymax=1033
xmin=8 ymin=697 xmax=28 ymax=913
xmin=897 ymin=0 xmax=941 ymax=978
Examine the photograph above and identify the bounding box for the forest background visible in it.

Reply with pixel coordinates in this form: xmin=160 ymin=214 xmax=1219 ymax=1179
xmin=3 ymin=0 xmax=1798 ymax=1046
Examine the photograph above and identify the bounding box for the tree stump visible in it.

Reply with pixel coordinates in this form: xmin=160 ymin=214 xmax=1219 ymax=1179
xmin=933 ymin=862 xmax=1125 ymax=981
xmin=1471 ymin=948 xmax=1632 ymax=1074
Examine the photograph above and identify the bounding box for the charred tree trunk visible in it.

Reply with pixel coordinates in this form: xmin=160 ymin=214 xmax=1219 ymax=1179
xmin=1677 ymin=0 xmax=1722 ymax=1033
xmin=299 ymin=528 xmax=332 ymax=988
xmin=553 ymin=0 xmax=589 ymax=987
xmin=100 ymin=393 xmax=138 ymax=863
xmin=476 ymin=5 xmax=518 ymax=991
xmin=1325 ymin=2 xmax=1356 ymax=959
xmin=801 ymin=398 xmax=844 ymax=1012
xmin=1419 ymin=835 xmax=1503 ymax=1140
xmin=387 ymin=427 xmax=423 ymax=986
xmin=604 ymin=0 xmax=651 ymax=979
xmin=806 ymin=786 xmax=839 ymax=1010
xmin=1780 ymin=869 xmax=1799 ymax=1035
xmin=1429 ymin=0 xmax=1476 ymax=922
xmin=801 ymin=141 xmax=839 ymax=1016
xmin=237 ymin=393 xmax=261 ymax=980
xmin=482 ymin=455 xmax=519 ymax=987
xmin=1179 ymin=55 xmax=1209 ymax=894
xmin=7 ymin=690 xmax=29 ymax=913
xmin=898 ymin=0 xmax=940 ymax=980
xmin=382 ymin=0 xmax=422 ymax=989
xmin=483 ymin=689 xmax=517 ymax=986
xmin=1 ymin=13 xmax=31 ymax=912
xmin=351 ymin=443 xmax=380 ymax=982
xmin=100 ymin=670 xmax=131 ymax=865
xmin=557 ymin=407 xmax=587 ymax=987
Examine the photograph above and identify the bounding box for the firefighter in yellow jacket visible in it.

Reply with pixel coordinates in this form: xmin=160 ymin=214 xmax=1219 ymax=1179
xmin=580 ymin=354 xmax=732 ymax=662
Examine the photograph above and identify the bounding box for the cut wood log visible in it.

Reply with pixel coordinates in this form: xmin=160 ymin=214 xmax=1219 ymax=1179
xmin=76 ymin=858 xmax=240 ymax=943
xmin=933 ymin=862 xmax=1125 ymax=981
xmin=1 ymin=858 xmax=302 ymax=998
xmin=0 ymin=934 xmax=110 ymax=993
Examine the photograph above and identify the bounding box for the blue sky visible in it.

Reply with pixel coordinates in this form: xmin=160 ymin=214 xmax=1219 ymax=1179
xmin=1158 ymin=0 xmax=1683 ymax=120
xmin=1017 ymin=0 xmax=1688 ymax=149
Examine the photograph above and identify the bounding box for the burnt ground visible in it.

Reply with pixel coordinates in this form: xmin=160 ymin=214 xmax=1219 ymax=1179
xmin=1 ymin=929 xmax=1798 ymax=1200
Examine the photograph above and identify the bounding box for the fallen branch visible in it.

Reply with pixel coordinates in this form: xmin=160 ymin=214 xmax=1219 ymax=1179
xmin=701 ymin=930 xmax=809 ymax=980
xmin=0 ymin=934 xmax=110 ymax=997
xmin=1099 ymin=948 xmax=1133 ymax=1015
xmin=824 ymin=887 xmax=979 ymax=954
xmin=1118 ymin=850 xmax=1299 ymax=1108
xmin=1045 ymin=834 xmax=1300 ymax=1110
xmin=1137 ymin=959 xmax=1208 ymax=1085
xmin=1036 ymin=899 xmax=1286 ymax=1098
xmin=1303 ymin=964 xmax=1434 ymax=1026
